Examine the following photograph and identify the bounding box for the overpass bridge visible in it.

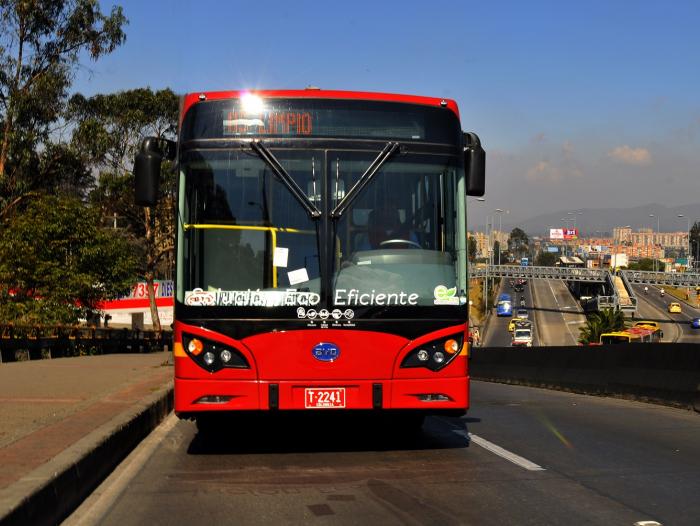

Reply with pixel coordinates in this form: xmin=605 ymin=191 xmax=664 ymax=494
xmin=469 ymin=265 xmax=700 ymax=313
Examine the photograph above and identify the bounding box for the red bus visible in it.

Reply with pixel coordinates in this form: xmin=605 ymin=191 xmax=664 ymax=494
xmin=134 ymin=89 xmax=485 ymax=429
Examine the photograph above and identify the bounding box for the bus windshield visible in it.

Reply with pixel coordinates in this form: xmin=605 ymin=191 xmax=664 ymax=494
xmin=177 ymin=149 xmax=321 ymax=306
xmin=331 ymin=153 xmax=466 ymax=308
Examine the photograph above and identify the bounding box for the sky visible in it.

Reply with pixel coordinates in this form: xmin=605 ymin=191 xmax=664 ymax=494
xmin=74 ymin=0 xmax=700 ymax=231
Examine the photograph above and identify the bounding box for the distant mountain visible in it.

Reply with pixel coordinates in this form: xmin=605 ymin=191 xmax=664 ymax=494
xmin=497 ymin=203 xmax=700 ymax=237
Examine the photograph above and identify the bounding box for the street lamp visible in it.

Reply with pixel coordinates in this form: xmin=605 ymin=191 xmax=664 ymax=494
xmin=678 ymin=214 xmax=691 ymax=269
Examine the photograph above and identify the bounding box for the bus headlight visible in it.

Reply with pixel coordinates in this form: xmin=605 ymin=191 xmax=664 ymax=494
xmin=182 ymin=334 xmax=249 ymax=373
xmin=400 ymin=334 xmax=464 ymax=372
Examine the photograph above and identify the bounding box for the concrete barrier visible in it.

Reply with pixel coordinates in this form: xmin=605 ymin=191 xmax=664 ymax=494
xmin=470 ymin=344 xmax=700 ymax=411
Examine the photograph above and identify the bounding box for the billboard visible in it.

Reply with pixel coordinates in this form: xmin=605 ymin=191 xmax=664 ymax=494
xmin=549 ymin=228 xmax=564 ymax=240
xmin=550 ymin=228 xmax=578 ymax=240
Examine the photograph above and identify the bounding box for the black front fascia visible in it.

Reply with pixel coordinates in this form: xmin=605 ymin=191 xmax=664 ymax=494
xmin=176 ymin=311 xmax=466 ymax=341
xmin=175 ymin=137 xmax=465 ymax=340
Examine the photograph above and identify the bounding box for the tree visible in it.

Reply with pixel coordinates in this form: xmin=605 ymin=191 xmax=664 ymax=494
xmin=468 ymin=235 xmax=477 ymax=262
xmin=0 ymin=195 xmax=138 ymax=324
xmin=691 ymin=221 xmax=700 ymax=268
xmin=578 ymin=308 xmax=625 ymax=345
xmin=492 ymin=240 xmax=500 ymax=263
xmin=0 ymin=0 xmax=127 ymax=217
xmin=628 ymin=258 xmax=665 ymax=272
xmin=69 ymin=88 xmax=179 ymax=331
xmin=535 ymin=251 xmax=557 ymax=267
xmin=508 ymin=227 xmax=529 ymax=259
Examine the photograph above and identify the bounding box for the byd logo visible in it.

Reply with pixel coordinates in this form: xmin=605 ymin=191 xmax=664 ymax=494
xmin=311 ymin=342 xmax=340 ymax=362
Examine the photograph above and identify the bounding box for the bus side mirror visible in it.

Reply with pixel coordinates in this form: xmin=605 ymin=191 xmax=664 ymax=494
xmin=463 ymin=132 xmax=485 ymax=196
xmin=134 ymin=137 xmax=176 ymax=207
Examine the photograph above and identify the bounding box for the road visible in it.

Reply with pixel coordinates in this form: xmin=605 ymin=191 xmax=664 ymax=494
xmin=482 ymin=281 xmax=539 ymax=347
xmin=66 ymin=382 xmax=700 ymax=526
xmin=483 ymin=278 xmax=586 ymax=347
xmin=632 ymin=284 xmax=700 ymax=343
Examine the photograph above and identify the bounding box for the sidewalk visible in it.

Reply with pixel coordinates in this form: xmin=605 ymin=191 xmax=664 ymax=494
xmin=0 ymin=351 xmax=173 ymax=526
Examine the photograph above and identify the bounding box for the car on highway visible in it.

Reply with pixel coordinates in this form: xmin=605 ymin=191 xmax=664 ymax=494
xmin=511 ymin=326 xmax=533 ymax=347
xmin=508 ymin=318 xmax=532 ymax=332
xmin=515 ymin=308 xmax=529 ymax=319
xmin=667 ymin=302 xmax=682 ymax=314
xmin=691 ymin=318 xmax=700 ymax=329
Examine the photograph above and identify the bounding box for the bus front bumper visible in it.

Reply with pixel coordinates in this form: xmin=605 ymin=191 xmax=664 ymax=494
xmin=174 ymin=377 xmax=469 ymax=415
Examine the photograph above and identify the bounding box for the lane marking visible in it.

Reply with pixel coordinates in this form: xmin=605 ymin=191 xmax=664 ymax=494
xmin=452 ymin=430 xmax=546 ymax=471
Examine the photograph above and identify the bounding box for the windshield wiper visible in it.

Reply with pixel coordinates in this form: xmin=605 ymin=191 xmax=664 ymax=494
xmin=250 ymin=140 xmax=321 ymax=219
xmin=330 ymin=141 xmax=400 ymax=218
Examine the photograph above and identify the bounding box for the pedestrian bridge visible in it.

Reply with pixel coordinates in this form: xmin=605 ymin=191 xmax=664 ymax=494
xmin=469 ymin=265 xmax=700 ymax=313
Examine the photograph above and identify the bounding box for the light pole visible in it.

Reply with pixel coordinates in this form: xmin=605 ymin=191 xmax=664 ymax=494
xmin=649 ymin=213 xmax=660 ymax=271
xmin=678 ymin=214 xmax=691 ymax=269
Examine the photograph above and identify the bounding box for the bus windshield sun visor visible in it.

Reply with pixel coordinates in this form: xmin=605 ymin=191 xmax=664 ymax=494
xmin=330 ymin=141 xmax=400 ymax=219
xmin=249 ymin=140 xmax=322 ymax=219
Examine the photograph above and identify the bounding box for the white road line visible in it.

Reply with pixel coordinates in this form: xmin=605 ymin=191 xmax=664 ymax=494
xmin=453 ymin=430 xmax=546 ymax=471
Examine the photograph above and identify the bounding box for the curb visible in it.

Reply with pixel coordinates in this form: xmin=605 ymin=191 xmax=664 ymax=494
xmin=0 ymin=382 xmax=174 ymax=526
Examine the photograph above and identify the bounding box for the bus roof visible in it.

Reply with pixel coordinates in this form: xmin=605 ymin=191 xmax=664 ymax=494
xmin=181 ymin=89 xmax=460 ymax=122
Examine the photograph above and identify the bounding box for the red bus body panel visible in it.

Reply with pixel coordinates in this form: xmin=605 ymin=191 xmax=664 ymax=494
xmin=181 ymin=89 xmax=460 ymax=124
xmin=174 ymin=321 xmax=469 ymax=413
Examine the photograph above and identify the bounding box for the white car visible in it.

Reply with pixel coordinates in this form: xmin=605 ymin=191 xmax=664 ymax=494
xmin=515 ymin=308 xmax=529 ymax=319
xmin=512 ymin=327 xmax=533 ymax=347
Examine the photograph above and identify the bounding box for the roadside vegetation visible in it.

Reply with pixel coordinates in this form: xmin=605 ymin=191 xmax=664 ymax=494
xmin=578 ymin=308 xmax=626 ymax=345
xmin=0 ymin=1 xmax=174 ymax=327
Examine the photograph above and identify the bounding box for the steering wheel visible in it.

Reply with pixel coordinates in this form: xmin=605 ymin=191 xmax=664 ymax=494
xmin=379 ymin=239 xmax=422 ymax=249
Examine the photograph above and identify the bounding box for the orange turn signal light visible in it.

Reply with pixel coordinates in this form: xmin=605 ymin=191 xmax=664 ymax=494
xmin=444 ymin=339 xmax=460 ymax=354
xmin=188 ymin=338 xmax=204 ymax=355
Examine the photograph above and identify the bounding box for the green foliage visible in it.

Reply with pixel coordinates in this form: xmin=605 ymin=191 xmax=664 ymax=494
xmin=691 ymin=221 xmax=700 ymax=265
xmin=468 ymin=236 xmax=477 ymax=262
xmin=0 ymin=0 xmax=127 ymax=211
xmin=0 ymin=195 xmax=139 ymax=324
xmin=627 ymin=258 xmax=665 ymax=272
xmin=535 ymin=251 xmax=557 ymax=267
xmin=69 ymin=88 xmax=178 ymax=240
xmin=508 ymin=227 xmax=529 ymax=258
xmin=578 ymin=308 xmax=626 ymax=344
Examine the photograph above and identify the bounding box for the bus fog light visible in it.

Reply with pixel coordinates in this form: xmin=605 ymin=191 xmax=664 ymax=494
xmin=220 ymin=349 xmax=232 ymax=363
xmin=203 ymin=352 xmax=215 ymax=366
xmin=417 ymin=349 xmax=429 ymax=361
xmin=433 ymin=351 xmax=445 ymax=363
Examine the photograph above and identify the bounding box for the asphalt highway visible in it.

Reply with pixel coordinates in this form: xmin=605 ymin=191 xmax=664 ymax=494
xmin=65 ymin=382 xmax=700 ymax=526
xmin=632 ymin=284 xmax=700 ymax=343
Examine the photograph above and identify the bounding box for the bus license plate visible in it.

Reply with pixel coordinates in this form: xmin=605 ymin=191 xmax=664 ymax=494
xmin=304 ymin=388 xmax=346 ymax=409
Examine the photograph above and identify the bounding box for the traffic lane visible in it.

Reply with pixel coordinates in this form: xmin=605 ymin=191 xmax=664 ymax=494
xmin=466 ymin=381 xmax=700 ymax=526
xmin=483 ymin=281 xmax=536 ymax=347
xmin=482 ymin=281 xmax=512 ymax=347
xmin=633 ymin=285 xmax=699 ymax=342
xmin=531 ymin=279 xmax=583 ymax=345
xmin=84 ymin=410 xmax=650 ymax=526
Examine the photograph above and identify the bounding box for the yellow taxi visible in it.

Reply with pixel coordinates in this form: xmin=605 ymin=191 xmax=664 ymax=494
xmin=508 ymin=318 xmax=531 ymax=332
xmin=508 ymin=318 xmax=517 ymax=332
xmin=668 ymin=302 xmax=682 ymax=314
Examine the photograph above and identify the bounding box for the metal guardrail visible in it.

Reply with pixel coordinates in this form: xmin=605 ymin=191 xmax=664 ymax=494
xmin=620 ymin=270 xmax=700 ymax=287
xmin=469 ymin=265 xmax=608 ymax=282
xmin=0 ymin=325 xmax=172 ymax=362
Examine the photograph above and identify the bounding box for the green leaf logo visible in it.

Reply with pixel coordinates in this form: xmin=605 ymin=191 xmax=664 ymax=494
xmin=434 ymin=285 xmax=457 ymax=300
